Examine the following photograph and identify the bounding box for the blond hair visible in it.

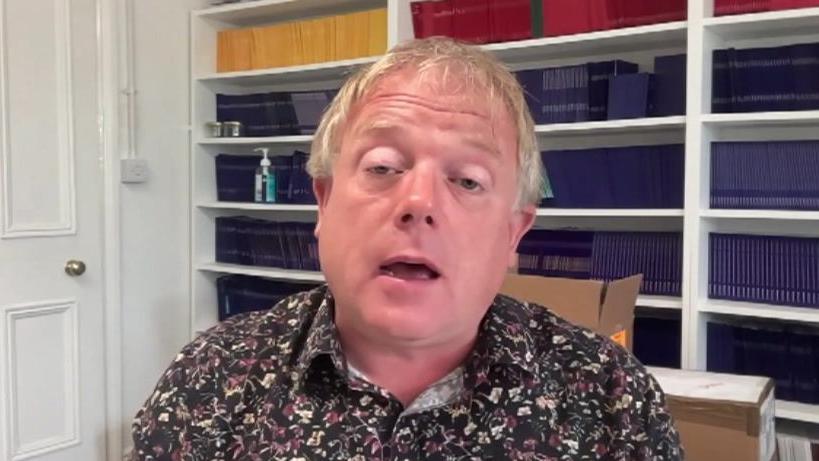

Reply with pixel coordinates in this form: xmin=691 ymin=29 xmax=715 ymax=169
xmin=307 ymin=37 xmax=543 ymax=207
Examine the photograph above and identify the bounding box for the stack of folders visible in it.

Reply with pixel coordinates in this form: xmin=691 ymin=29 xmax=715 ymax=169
xmin=516 ymin=54 xmax=686 ymax=125
xmin=410 ymin=0 xmax=686 ymax=43
xmin=215 ymin=152 xmax=314 ymax=204
xmin=709 ymin=233 xmax=819 ymax=308
xmin=590 ymin=232 xmax=683 ymax=296
xmin=715 ymin=0 xmax=819 ymax=16
xmin=633 ymin=314 xmax=682 ymax=369
xmin=713 ymin=42 xmax=819 ymax=113
xmin=411 ymin=0 xmax=534 ymax=44
xmin=518 ymin=230 xmax=683 ymax=296
xmin=541 ymin=0 xmax=686 ymax=36
xmin=517 ymin=229 xmax=594 ymax=279
xmin=215 ymin=217 xmax=320 ymax=271
xmin=708 ymin=320 xmax=819 ymax=404
xmin=777 ymin=433 xmax=819 ymax=461
xmin=215 ymin=89 xmax=337 ymax=137
xmin=516 ymin=61 xmax=637 ymax=123
xmin=216 ymin=8 xmax=387 ymax=72
xmin=711 ymin=141 xmax=819 ymax=210
xmin=216 ymin=275 xmax=319 ymax=321
xmin=541 ymin=144 xmax=685 ymax=208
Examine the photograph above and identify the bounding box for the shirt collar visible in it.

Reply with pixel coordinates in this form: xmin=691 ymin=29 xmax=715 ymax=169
xmin=295 ymin=289 xmax=539 ymax=382
xmin=295 ymin=287 xmax=345 ymax=377
xmin=469 ymin=294 xmax=540 ymax=376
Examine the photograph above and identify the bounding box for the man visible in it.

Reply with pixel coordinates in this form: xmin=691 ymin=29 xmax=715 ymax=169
xmin=133 ymin=38 xmax=682 ymax=460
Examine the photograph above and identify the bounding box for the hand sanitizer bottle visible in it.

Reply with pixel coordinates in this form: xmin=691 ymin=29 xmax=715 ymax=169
xmin=254 ymin=147 xmax=276 ymax=203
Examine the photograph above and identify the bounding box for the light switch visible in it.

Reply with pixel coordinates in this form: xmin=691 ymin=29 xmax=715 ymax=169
xmin=121 ymin=158 xmax=149 ymax=183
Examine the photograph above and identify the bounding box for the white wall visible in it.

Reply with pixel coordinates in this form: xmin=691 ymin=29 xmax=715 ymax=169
xmin=119 ymin=0 xmax=206 ymax=447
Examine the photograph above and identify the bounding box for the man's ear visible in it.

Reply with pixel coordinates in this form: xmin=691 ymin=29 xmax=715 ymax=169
xmin=507 ymin=204 xmax=536 ymax=268
xmin=312 ymin=177 xmax=333 ymax=237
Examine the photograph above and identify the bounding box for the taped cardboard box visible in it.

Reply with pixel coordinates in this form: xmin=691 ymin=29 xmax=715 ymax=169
xmin=648 ymin=367 xmax=777 ymax=461
xmin=500 ymin=274 xmax=642 ymax=350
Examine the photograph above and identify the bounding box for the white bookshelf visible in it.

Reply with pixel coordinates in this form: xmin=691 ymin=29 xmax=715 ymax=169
xmin=197 ymin=135 xmax=313 ymax=145
xmin=195 ymin=0 xmax=387 ymax=26
xmin=196 ymin=56 xmax=380 ymax=86
xmin=197 ymin=116 xmax=686 ymax=144
xmin=702 ymin=209 xmax=819 ymax=221
xmin=197 ymin=201 xmax=318 ymax=212
xmin=637 ymin=295 xmax=684 ymax=310
xmin=535 ymin=208 xmax=684 ymax=217
xmin=189 ymin=0 xmax=819 ymax=425
xmin=777 ymin=400 xmax=819 ymax=425
xmin=198 ymin=262 xmax=325 ymax=282
xmin=535 ymin=116 xmax=686 ymax=136
xmin=703 ymin=6 xmax=819 ymax=39
xmin=482 ymin=21 xmax=687 ymax=62
xmin=700 ymin=300 xmax=819 ymax=325
xmin=701 ymin=110 xmax=819 ymax=128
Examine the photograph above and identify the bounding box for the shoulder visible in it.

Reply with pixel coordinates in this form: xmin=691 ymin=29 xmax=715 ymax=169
xmin=498 ymin=294 xmax=682 ymax=457
xmin=497 ymin=294 xmax=643 ymax=375
xmin=141 ymin=284 xmax=327 ymax=397
xmin=493 ymin=293 xmax=637 ymax=372
xmin=131 ymin=286 xmax=328 ymax=459
xmin=190 ymin=285 xmax=328 ymax=362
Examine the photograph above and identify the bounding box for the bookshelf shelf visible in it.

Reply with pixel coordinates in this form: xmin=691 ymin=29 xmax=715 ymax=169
xmin=703 ymin=7 xmax=819 ymax=40
xmin=535 ymin=116 xmax=685 ymax=136
xmin=776 ymin=400 xmax=819 ymax=425
xmin=196 ymin=56 xmax=379 ymax=86
xmin=195 ymin=116 xmax=686 ymax=145
xmin=701 ymin=110 xmax=819 ymax=128
xmin=700 ymin=300 xmax=819 ymax=325
xmin=702 ymin=209 xmax=819 ymax=221
xmin=637 ymin=295 xmax=683 ymax=310
xmin=483 ymin=21 xmax=687 ymax=63
xmin=198 ymin=262 xmax=325 ymax=282
xmin=197 ymin=135 xmax=313 ymax=146
xmin=536 ymin=208 xmax=684 ymax=217
xmin=198 ymin=202 xmax=685 ymax=217
xmin=195 ymin=0 xmax=388 ymax=27
xmin=199 ymin=260 xmax=684 ymax=312
xmin=197 ymin=202 xmax=318 ymax=212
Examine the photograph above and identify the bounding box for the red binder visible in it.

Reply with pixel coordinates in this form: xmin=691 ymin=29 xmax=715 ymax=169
xmin=543 ymin=0 xmax=591 ymax=36
xmin=770 ymin=0 xmax=819 ymax=9
xmin=433 ymin=0 xmax=455 ymax=36
xmin=453 ymin=0 xmax=490 ymax=43
xmin=490 ymin=0 xmax=532 ymax=42
xmin=714 ymin=0 xmax=771 ymax=15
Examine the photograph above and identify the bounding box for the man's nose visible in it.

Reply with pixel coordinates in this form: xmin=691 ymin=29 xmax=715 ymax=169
xmin=394 ymin=167 xmax=439 ymax=229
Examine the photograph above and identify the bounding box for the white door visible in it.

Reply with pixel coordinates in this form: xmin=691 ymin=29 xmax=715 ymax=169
xmin=0 ymin=0 xmax=108 ymax=460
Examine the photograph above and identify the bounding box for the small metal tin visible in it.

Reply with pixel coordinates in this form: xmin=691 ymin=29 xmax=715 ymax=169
xmin=222 ymin=121 xmax=243 ymax=137
xmin=205 ymin=121 xmax=223 ymax=137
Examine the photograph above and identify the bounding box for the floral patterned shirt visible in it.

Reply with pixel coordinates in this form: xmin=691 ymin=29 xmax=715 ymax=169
xmin=132 ymin=285 xmax=683 ymax=460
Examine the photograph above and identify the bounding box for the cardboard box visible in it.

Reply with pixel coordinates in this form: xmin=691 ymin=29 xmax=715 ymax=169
xmin=500 ymin=274 xmax=642 ymax=349
xmin=648 ymin=367 xmax=777 ymax=461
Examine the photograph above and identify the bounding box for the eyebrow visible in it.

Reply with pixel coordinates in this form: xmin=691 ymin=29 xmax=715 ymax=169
xmin=355 ymin=119 xmax=502 ymax=158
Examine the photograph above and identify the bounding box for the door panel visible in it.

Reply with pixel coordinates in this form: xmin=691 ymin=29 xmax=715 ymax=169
xmin=0 ymin=0 xmax=107 ymax=460
xmin=1 ymin=0 xmax=75 ymax=237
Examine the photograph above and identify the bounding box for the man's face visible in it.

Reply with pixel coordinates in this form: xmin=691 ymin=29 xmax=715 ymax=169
xmin=314 ymin=68 xmax=535 ymax=348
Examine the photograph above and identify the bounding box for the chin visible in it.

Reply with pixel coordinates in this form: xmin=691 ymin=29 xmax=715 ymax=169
xmin=357 ymin=289 xmax=453 ymax=342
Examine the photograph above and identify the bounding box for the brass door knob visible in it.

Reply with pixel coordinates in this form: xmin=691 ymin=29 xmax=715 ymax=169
xmin=65 ymin=260 xmax=86 ymax=277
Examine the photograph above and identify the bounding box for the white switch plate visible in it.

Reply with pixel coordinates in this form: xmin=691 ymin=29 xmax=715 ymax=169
xmin=121 ymin=158 xmax=149 ymax=183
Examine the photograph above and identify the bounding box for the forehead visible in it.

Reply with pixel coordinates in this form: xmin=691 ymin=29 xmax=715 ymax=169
xmin=347 ymin=67 xmax=517 ymax=148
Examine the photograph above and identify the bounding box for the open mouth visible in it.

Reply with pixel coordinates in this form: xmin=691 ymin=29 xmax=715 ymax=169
xmin=379 ymin=260 xmax=441 ymax=281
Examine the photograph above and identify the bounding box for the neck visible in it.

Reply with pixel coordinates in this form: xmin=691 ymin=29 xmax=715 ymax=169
xmin=338 ymin=327 xmax=477 ymax=407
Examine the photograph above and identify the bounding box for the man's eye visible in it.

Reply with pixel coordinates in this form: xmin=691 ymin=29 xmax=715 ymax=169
xmin=453 ymin=177 xmax=482 ymax=191
xmin=366 ymin=165 xmax=399 ymax=175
